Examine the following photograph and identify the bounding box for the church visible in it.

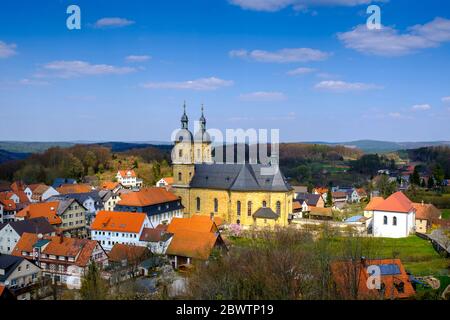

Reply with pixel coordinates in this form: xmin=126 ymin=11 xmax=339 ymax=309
xmin=171 ymin=105 xmax=295 ymax=228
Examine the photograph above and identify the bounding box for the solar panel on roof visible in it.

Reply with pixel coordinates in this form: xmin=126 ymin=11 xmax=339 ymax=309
xmin=378 ymin=264 xmax=401 ymax=275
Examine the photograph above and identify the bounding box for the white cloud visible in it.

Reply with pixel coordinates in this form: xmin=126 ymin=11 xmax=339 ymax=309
xmin=41 ymin=60 xmax=136 ymax=78
xmin=338 ymin=17 xmax=450 ymax=56
xmin=141 ymin=77 xmax=234 ymax=91
xmin=228 ymin=0 xmax=376 ymax=12
xmin=412 ymin=104 xmax=432 ymax=111
xmin=287 ymin=67 xmax=316 ymax=76
xmin=388 ymin=112 xmax=402 ymax=118
xmin=125 ymin=55 xmax=151 ymax=62
xmin=18 ymin=79 xmax=50 ymax=86
xmin=442 ymin=96 xmax=450 ymax=103
xmin=315 ymin=80 xmax=382 ymax=92
xmin=230 ymin=48 xmax=330 ymax=63
xmin=0 ymin=41 xmax=17 ymax=58
xmin=94 ymin=17 xmax=135 ymax=28
xmin=239 ymin=91 xmax=287 ymax=101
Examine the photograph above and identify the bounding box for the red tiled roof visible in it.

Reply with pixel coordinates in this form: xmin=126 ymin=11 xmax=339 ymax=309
xmin=16 ymin=202 xmax=62 ymax=225
xmin=412 ymin=203 xmax=441 ymax=221
xmin=12 ymin=233 xmax=101 ymax=267
xmin=91 ymin=211 xmax=147 ymax=233
xmin=57 ymin=184 xmax=92 ymax=194
xmin=364 ymin=197 xmax=385 ymax=211
xmin=118 ymin=170 xmax=136 ymax=178
xmin=167 ymin=215 xmax=218 ymax=234
xmin=330 ymin=258 xmax=415 ymax=300
xmin=101 ymin=181 xmax=120 ymax=190
xmin=108 ymin=243 xmax=150 ymax=263
xmin=0 ymin=199 xmax=16 ymax=211
xmin=372 ymin=192 xmax=414 ymax=213
xmin=117 ymin=188 xmax=179 ymax=207
xmin=166 ymin=229 xmax=220 ymax=260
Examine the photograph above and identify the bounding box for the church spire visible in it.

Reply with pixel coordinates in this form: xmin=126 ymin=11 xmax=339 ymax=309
xmin=181 ymin=101 xmax=188 ymax=129
xmin=199 ymin=104 xmax=206 ymax=131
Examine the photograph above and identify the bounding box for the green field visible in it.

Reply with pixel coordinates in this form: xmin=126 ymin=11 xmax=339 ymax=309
xmin=229 ymin=234 xmax=449 ymax=277
xmin=442 ymin=209 xmax=450 ymax=220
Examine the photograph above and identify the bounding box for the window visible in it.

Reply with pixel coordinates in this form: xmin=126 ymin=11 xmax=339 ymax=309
xmin=383 ymin=216 xmax=388 ymax=225
xmin=179 ymin=149 xmax=183 ymax=158
xmin=393 ymin=216 xmax=397 ymax=226
xmin=247 ymin=201 xmax=252 ymax=216
xmin=262 ymin=201 xmax=267 ymax=208
xmin=214 ymin=198 xmax=218 ymax=213
xmin=237 ymin=201 xmax=241 ymax=216
xmin=276 ymin=201 xmax=281 ymax=215
xmin=196 ymin=197 xmax=201 ymax=211
xmin=178 ymin=172 xmax=182 ymax=182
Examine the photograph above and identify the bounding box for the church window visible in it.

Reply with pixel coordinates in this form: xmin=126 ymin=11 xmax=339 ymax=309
xmin=196 ymin=197 xmax=201 ymax=211
xmin=262 ymin=201 xmax=267 ymax=208
xmin=276 ymin=201 xmax=281 ymax=215
xmin=237 ymin=201 xmax=241 ymax=215
xmin=247 ymin=201 xmax=252 ymax=216
xmin=178 ymin=172 xmax=182 ymax=182
xmin=179 ymin=149 xmax=183 ymax=158
xmin=383 ymin=216 xmax=388 ymax=225
xmin=393 ymin=216 xmax=397 ymax=226
xmin=214 ymin=198 xmax=218 ymax=213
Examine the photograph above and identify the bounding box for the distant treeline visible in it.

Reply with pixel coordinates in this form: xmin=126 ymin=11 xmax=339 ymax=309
xmin=0 ymin=144 xmax=170 ymax=184
xmin=407 ymin=146 xmax=450 ymax=178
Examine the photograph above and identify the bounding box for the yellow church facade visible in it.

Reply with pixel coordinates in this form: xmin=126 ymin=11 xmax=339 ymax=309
xmin=170 ymin=105 xmax=294 ymax=228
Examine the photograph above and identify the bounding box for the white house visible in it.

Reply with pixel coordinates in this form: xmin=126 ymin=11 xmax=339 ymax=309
xmin=116 ymin=170 xmax=143 ymax=189
xmin=371 ymin=192 xmax=416 ymax=238
xmin=90 ymin=211 xmax=151 ymax=251
xmin=28 ymin=184 xmax=59 ymax=202
xmin=139 ymin=227 xmax=173 ymax=255
xmin=0 ymin=218 xmax=55 ymax=254
xmin=156 ymin=177 xmax=174 ymax=188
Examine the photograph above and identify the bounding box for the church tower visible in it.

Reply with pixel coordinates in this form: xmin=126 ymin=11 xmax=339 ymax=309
xmin=194 ymin=104 xmax=213 ymax=164
xmin=171 ymin=104 xmax=195 ymax=215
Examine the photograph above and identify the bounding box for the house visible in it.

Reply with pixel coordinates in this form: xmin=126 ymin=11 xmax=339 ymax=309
xmin=330 ymin=258 xmax=415 ymax=300
xmin=50 ymin=192 xmax=103 ymax=225
xmin=363 ymin=197 xmax=385 ymax=218
xmin=0 ymin=218 xmax=56 ymax=254
xmin=15 ymin=202 xmax=63 ymax=226
xmin=57 ymin=184 xmax=93 ymax=195
xmin=101 ymin=181 xmax=123 ymax=193
xmin=90 ymin=211 xmax=151 ymax=251
xmin=0 ymin=199 xmax=17 ymax=223
xmin=116 ymin=170 xmax=143 ymax=189
xmin=52 ymin=178 xmax=77 ymax=189
xmin=12 ymin=232 xmax=108 ymax=289
xmin=371 ymin=192 xmax=416 ymax=238
xmin=140 ymin=226 xmax=174 ymax=255
xmin=296 ymin=193 xmax=325 ymax=210
xmin=156 ymin=177 xmax=174 ymax=188
xmin=165 ymin=215 xmax=227 ymax=268
xmin=308 ymin=207 xmax=333 ymax=220
xmin=106 ymin=244 xmax=152 ymax=283
xmin=293 ymin=186 xmax=308 ymax=195
xmin=0 ymin=254 xmax=41 ymax=300
xmin=332 ymin=191 xmax=348 ymax=206
xmin=115 ymin=188 xmax=184 ymax=227
xmin=28 ymin=184 xmax=59 ymax=202
xmin=413 ymin=202 xmax=442 ymax=233
xmin=99 ymin=190 xmax=121 ymax=212
xmin=356 ymin=189 xmax=367 ymax=201
xmin=0 ymin=191 xmax=20 ymax=204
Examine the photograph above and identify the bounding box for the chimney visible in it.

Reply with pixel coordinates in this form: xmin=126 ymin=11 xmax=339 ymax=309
xmin=59 ymin=232 xmax=64 ymax=244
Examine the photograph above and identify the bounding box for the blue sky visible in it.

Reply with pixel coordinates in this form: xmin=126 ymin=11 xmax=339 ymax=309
xmin=0 ymin=0 xmax=449 ymax=142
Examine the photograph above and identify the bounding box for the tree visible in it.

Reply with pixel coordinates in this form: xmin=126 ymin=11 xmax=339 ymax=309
xmin=80 ymin=262 xmax=109 ymax=300
xmin=433 ymin=164 xmax=445 ymax=187
xmin=377 ymin=175 xmax=397 ymax=198
xmin=420 ymin=179 xmax=426 ymax=188
xmin=410 ymin=167 xmax=421 ymax=186
xmin=427 ymin=176 xmax=435 ymax=189
xmin=326 ymin=188 xmax=333 ymax=207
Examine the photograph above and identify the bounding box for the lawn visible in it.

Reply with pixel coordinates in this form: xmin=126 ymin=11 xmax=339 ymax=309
xmin=442 ymin=209 xmax=450 ymax=220
xmin=229 ymin=233 xmax=449 ymax=277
